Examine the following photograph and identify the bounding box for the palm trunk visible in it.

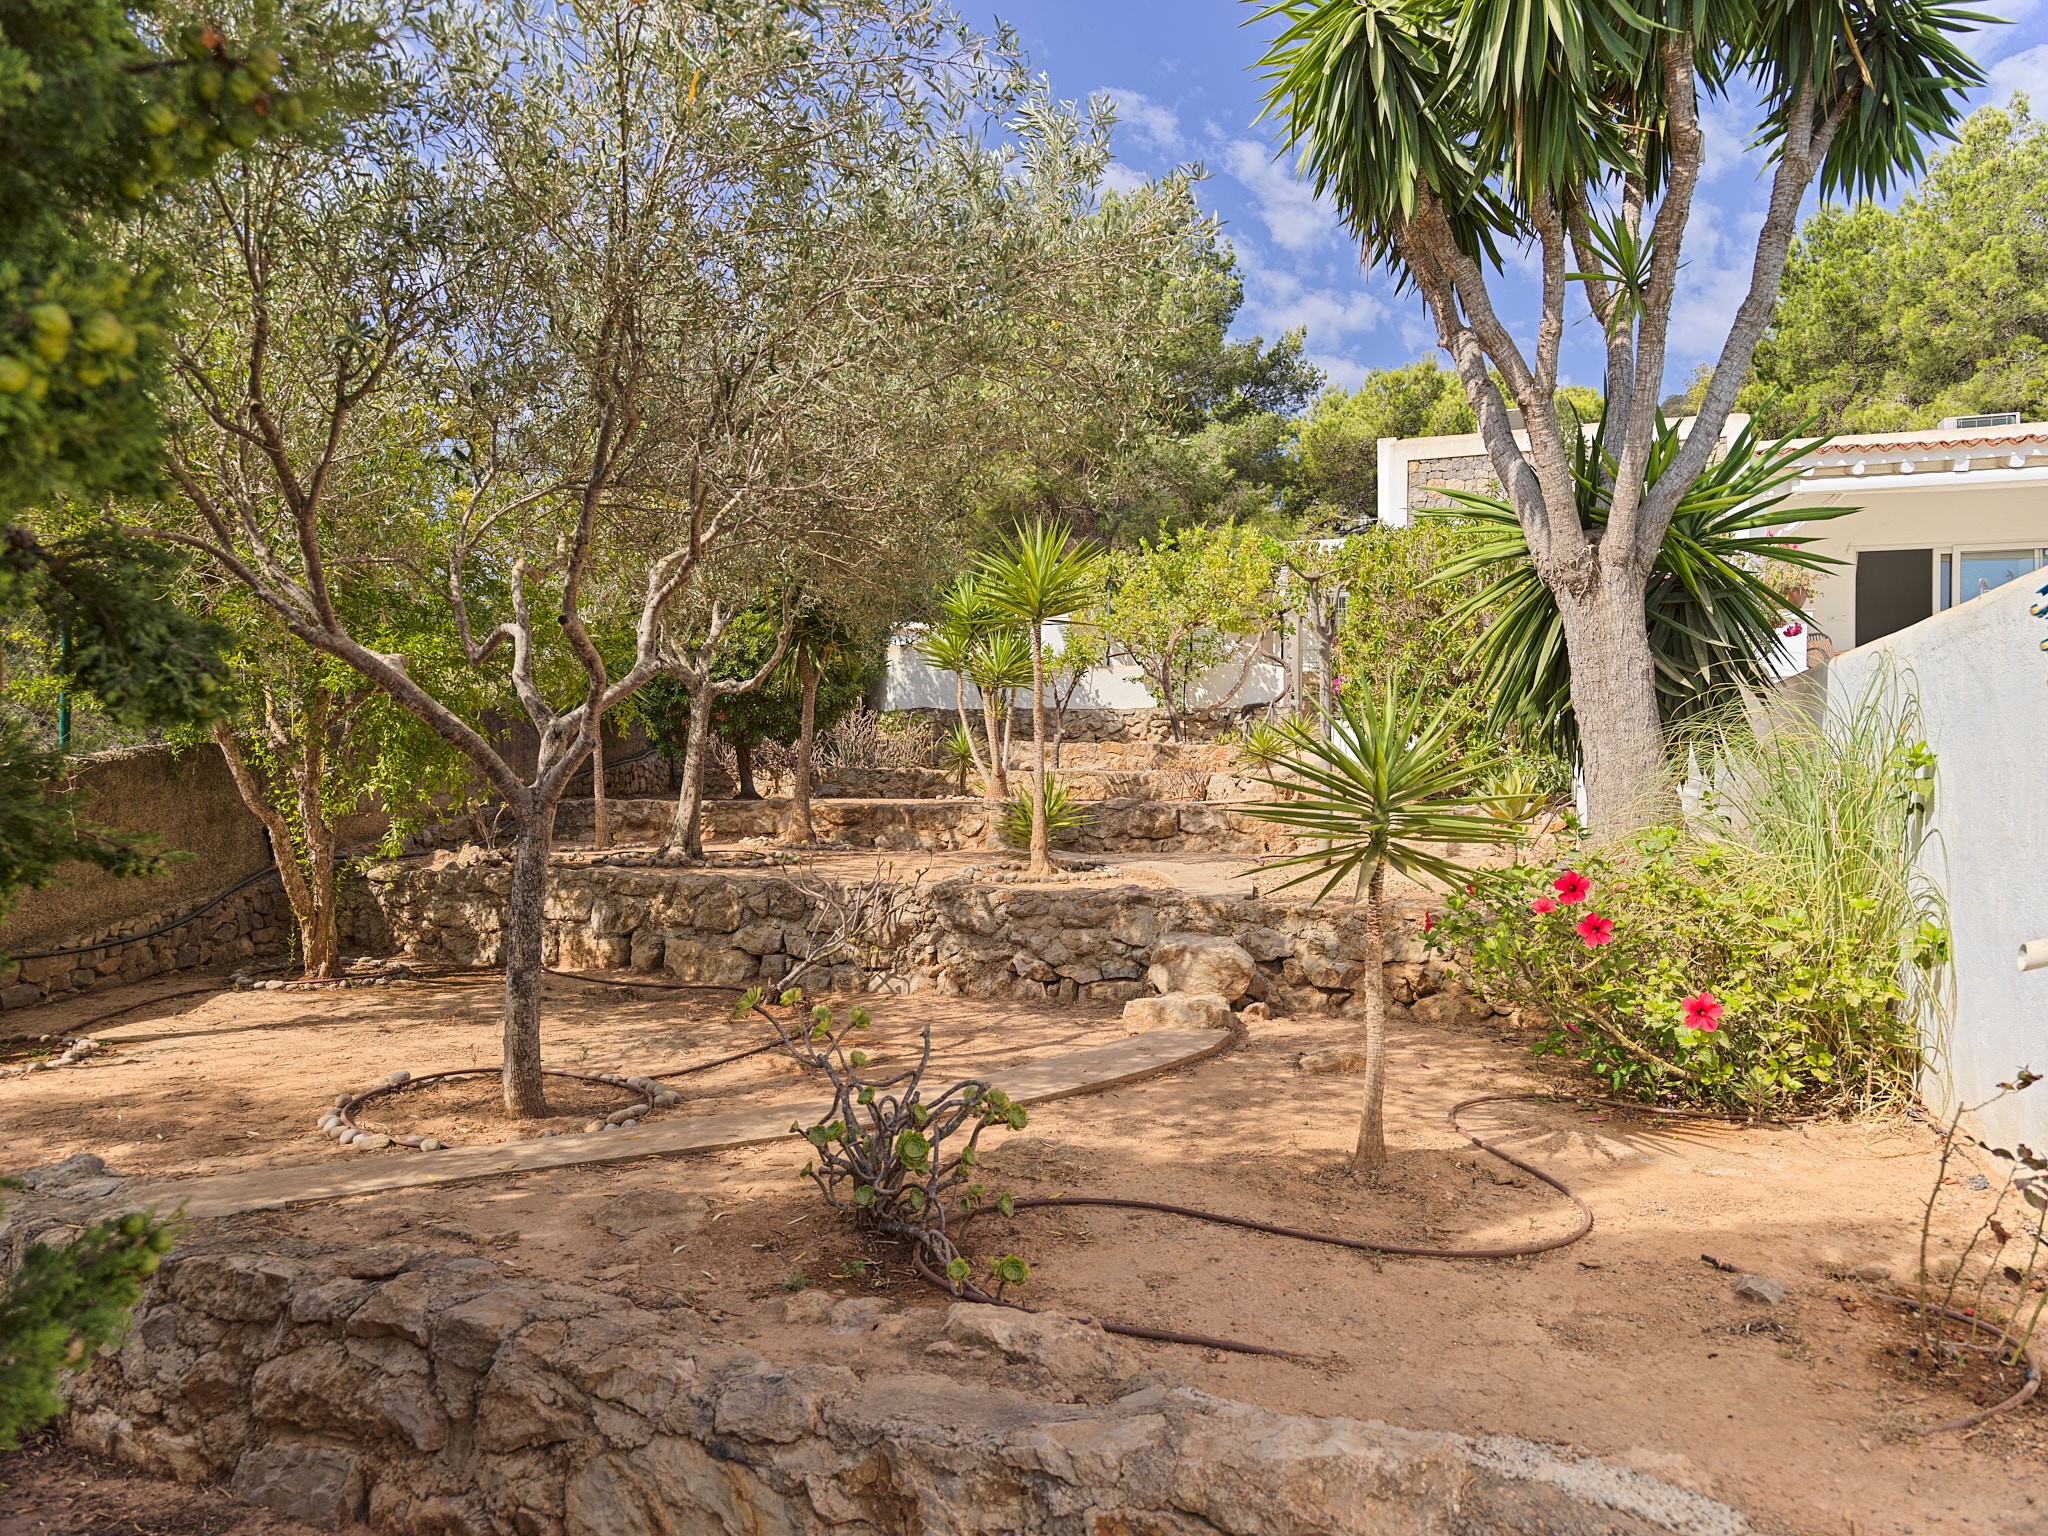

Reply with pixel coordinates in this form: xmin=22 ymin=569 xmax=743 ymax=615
xmin=665 ymin=686 xmax=717 ymax=860
xmin=788 ymin=651 xmax=820 ymax=843
xmin=591 ymin=713 xmax=610 ymax=850
xmin=1353 ymin=863 xmax=1388 ymax=1169
xmin=980 ymin=692 xmax=1007 ymax=795
xmin=1028 ymin=623 xmax=1050 ymax=874
xmin=1557 ymin=568 xmax=1672 ymax=835
xmin=952 ymin=674 xmax=987 ymax=788
xmin=501 ymin=803 xmax=555 ymax=1118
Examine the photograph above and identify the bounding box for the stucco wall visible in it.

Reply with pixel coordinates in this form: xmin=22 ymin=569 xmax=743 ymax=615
xmin=880 ymin=625 xmax=1284 ymax=714
xmin=1784 ymin=476 xmax=2048 ymax=658
xmin=0 ymin=746 xmax=276 ymax=953
xmin=1825 ymin=574 xmax=2048 ymax=1151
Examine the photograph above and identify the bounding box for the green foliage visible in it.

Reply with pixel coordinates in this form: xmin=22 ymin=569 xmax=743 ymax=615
xmin=1287 ymin=359 xmax=1474 ymax=526
xmin=1099 ymin=523 xmax=1278 ymax=726
xmin=1433 ymin=689 xmax=1943 ymax=1114
xmin=1326 ymin=519 xmax=1500 ymax=750
xmin=998 ymin=777 xmax=1089 ymax=850
xmin=0 ymin=1198 xmax=179 ymax=1447
xmin=0 ymin=0 xmax=345 ymax=515
xmin=1254 ymin=0 xmax=1985 ymax=268
xmin=1239 ymin=717 xmax=1290 ymax=769
xmin=1428 ymin=410 xmax=1843 ymax=761
xmin=1241 ymin=681 xmax=1522 ymax=901
xmin=1746 ymin=99 xmax=2048 ymax=434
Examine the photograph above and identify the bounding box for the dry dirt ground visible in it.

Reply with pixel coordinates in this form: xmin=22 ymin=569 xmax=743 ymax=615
xmin=4 ymin=950 xmax=2045 ymax=1535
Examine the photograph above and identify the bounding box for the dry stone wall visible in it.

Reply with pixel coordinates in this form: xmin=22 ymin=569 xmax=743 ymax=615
xmin=0 ymin=876 xmax=291 ymax=1011
xmin=56 ymin=1237 xmax=1728 ymax=1536
xmin=551 ymin=796 xmax=1292 ymax=858
xmin=348 ymin=861 xmax=1457 ymax=1017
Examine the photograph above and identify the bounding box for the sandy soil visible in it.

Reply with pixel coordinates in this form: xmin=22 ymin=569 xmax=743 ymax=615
xmin=5 ymin=961 xmax=2045 ymax=1536
xmin=0 ymin=1443 xmax=328 ymax=1536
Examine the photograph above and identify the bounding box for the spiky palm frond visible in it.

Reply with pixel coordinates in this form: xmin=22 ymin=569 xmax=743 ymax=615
xmin=1243 ymin=682 xmax=1523 ymax=903
xmin=979 ymin=521 xmax=1105 ymax=629
xmin=1427 ymin=409 xmax=1847 ymax=761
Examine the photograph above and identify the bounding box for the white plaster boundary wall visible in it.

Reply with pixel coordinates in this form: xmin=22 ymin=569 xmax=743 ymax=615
xmin=1826 ymin=574 xmax=2048 ymax=1151
xmin=880 ymin=621 xmax=1285 ymax=713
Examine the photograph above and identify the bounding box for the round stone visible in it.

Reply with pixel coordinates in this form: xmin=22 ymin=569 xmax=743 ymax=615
xmin=419 ymin=1137 xmax=443 ymax=1151
xmin=583 ymin=1121 xmax=603 ymax=1134
xmin=355 ymin=1134 xmax=391 ymax=1150
xmin=387 ymin=1070 xmax=411 ymax=1085
xmin=333 ymin=1093 xmax=351 ymax=1108
xmin=620 ymin=1118 xmax=638 ymax=1130
xmin=598 ymin=1122 xmax=614 ymax=1132
xmin=336 ymin=1129 xmax=357 ymax=1144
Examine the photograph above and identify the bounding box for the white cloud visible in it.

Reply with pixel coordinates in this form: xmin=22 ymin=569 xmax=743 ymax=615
xmin=1100 ymin=161 xmax=1147 ymax=196
xmin=1986 ymin=43 xmax=2048 ymax=104
xmin=1399 ymin=314 xmax=1438 ymax=355
xmin=1101 ymin=87 xmax=1183 ymax=155
xmin=1231 ymin=237 xmax=1387 ymax=342
xmin=1666 ymin=197 xmax=1765 ymax=369
xmin=1221 ymin=139 xmax=1340 ymax=253
xmin=1306 ymin=352 xmax=1373 ymax=391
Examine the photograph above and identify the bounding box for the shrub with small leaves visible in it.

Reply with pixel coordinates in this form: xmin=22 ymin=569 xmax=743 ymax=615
xmin=736 ymin=984 xmax=1030 ymax=1299
xmin=0 ymin=1195 xmax=180 ymax=1447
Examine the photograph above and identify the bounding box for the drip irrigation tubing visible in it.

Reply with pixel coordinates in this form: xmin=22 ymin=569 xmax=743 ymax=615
xmin=1880 ymin=1295 xmax=2043 ymax=1433
xmin=914 ymin=1091 xmax=1596 ymax=1358
xmin=6 ymin=867 xmax=281 ymax=962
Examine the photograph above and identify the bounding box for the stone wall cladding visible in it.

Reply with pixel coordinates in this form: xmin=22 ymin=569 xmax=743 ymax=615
xmin=347 ymin=861 xmax=1453 ymax=1016
xmin=552 ymin=796 xmax=1288 ymax=857
xmin=61 ymin=1240 xmax=1729 ymax=1536
xmin=0 ymin=877 xmax=291 ymax=1011
xmin=899 ymin=705 xmax=1246 ymax=747
xmin=1408 ymin=453 xmax=1501 ymax=512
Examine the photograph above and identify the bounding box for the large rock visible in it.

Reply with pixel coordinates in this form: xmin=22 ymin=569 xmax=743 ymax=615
xmin=1122 ymin=993 xmax=1234 ymax=1035
xmin=945 ymin=1304 xmax=1128 ymax=1377
xmin=229 ymin=1443 xmax=363 ymax=1525
xmin=1146 ymin=932 xmax=1255 ymax=1002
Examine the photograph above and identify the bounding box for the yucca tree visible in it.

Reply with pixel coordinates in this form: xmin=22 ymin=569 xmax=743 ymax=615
xmin=1254 ymin=0 xmax=1982 ymax=834
xmin=1430 ymin=409 xmax=1846 ymax=763
xmin=1245 ymin=684 xmax=1521 ymax=1168
xmin=966 ymin=627 xmax=1034 ymax=798
xmin=982 ymin=522 xmax=1107 ymax=874
xmin=917 ymin=576 xmax=1001 ymax=795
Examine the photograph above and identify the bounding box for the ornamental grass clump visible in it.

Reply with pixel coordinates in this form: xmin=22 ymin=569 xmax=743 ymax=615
xmin=1433 ymin=688 xmax=1945 ymax=1117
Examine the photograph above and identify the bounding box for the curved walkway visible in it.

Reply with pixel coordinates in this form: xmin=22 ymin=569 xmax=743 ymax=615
xmin=111 ymin=1026 xmax=1231 ymax=1222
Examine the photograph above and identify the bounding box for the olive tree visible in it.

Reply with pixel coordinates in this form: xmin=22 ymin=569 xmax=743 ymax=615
xmin=150 ymin=1 xmax=1051 ymax=1115
xmin=1256 ymin=0 xmax=1985 ymax=831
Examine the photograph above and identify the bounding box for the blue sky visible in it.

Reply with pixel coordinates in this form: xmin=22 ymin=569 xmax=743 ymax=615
xmin=981 ymin=2 xmax=2048 ymax=397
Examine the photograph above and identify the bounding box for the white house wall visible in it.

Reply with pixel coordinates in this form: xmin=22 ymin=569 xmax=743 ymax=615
xmin=880 ymin=623 xmax=1286 ymax=715
xmin=1779 ymin=471 xmax=2048 ymax=657
xmin=1826 ymin=574 xmax=2048 ymax=1153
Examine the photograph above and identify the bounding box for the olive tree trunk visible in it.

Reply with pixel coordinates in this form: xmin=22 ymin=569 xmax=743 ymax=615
xmin=591 ymin=715 xmax=610 ymax=850
xmin=786 ymin=650 xmax=820 ymax=844
xmin=501 ymin=802 xmax=558 ymax=1117
xmin=665 ymin=684 xmax=719 ymax=861
xmin=1353 ymin=862 xmax=1388 ymax=1169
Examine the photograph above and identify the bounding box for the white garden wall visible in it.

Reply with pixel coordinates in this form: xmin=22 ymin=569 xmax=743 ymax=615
xmin=1827 ymin=573 xmax=2048 ymax=1152
xmin=878 ymin=621 xmax=1286 ymax=714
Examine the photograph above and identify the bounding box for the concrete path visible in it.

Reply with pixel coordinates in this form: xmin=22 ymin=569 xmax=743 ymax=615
xmin=115 ymin=1026 xmax=1230 ymax=1221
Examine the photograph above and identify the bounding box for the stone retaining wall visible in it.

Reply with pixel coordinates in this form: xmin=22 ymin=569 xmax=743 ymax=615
xmin=348 ymin=861 xmax=1454 ymax=1017
xmin=0 ymin=876 xmax=292 ymax=1012
xmin=552 ymin=796 xmax=1291 ymax=857
xmin=57 ymin=1238 xmax=1726 ymax=1536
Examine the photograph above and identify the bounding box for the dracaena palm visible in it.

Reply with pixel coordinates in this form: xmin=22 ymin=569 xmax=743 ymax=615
xmin=1252 ymin=0 xmax=1983 ymax=836
xmin=980 ymin=521 xmax=1106 ymax=873
xmin=1427 ymin=409 xmax=1846 ymax=763
xmin=917 ymin=576 xmax=1002 ymax=795
xmin=1244 ymin=683 xmax=1521 ymax=1168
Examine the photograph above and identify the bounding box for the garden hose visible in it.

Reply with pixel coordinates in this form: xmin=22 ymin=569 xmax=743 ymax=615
xmin=917 ymin=1091 xmax=1596 ymax=1359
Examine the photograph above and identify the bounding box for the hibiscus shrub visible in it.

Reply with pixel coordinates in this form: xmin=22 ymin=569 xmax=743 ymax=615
xmin=1431 ymin=826 xmax=1931 ymax=1116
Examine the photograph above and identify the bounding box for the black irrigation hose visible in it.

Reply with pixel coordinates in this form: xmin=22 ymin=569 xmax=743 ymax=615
xmin=6 ymin=867 xmax=281 ymax=962
xmin=1881 ymin=1295 xmax=2044 ymax=1434
xmin=915 ymin=1091 xmax=1597 ymax=1358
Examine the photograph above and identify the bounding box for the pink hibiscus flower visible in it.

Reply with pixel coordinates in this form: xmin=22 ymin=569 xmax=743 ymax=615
xmin=1575 ymin=911 xmax=1615 ymax=948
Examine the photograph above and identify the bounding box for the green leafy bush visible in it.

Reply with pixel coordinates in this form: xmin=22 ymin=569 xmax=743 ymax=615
xmin=0 ymin=1200 xmax=179 ymax=1446
xmin=998 ymin=777 xmax=1089 ymax=850
xmin=1433 ymin=692 xmax=1944 ymax=1116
